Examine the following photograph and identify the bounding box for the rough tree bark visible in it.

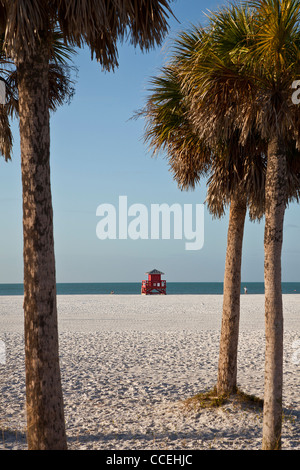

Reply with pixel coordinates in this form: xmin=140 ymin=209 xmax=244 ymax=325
xmin=217 ymin=191 xmax=247 ymax=396
xmin=262 ymin=136 xmax=286 ymax=450
xmin=17 ymin=45 xmax=67 ymax=450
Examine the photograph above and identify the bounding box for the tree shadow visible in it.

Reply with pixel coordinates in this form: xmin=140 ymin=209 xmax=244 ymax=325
xmin=0 ymin=428 xmax=27 ymax=449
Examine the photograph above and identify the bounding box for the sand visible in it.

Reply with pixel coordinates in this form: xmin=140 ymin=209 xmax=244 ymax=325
xmin=0 ymin=294 xmax=299 ymax=450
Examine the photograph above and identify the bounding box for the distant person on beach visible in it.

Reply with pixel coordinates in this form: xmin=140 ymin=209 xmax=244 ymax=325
xmin=244 ymin=287 xmax=247 ymax=294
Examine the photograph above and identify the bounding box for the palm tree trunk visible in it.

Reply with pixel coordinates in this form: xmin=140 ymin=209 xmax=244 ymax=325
xmin=262 ymin=136 xmax=286 ymax=450
xmin=17 ymin=46 xmax=67 ymax=450
xmin=217 ymin=191 xmax=247 ymax=396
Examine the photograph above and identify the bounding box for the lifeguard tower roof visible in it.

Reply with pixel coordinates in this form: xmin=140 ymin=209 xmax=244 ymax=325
xmin=145 ymin=269 xmax=164 ymax=275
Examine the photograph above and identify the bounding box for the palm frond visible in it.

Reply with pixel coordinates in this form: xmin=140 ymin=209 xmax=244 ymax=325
xmin=246 ymin=0 xmax=300 ymax=77
xmin=55 ymin=0 xmax=175 ymax=70
xmin=1 ymin=1 xmax=175 ymax=68
xmin=139 ymin=64 xmax=211 ymax=190
xmin=49 ymin=29 xmax=77 ymax=65
xmin=3 ymin=0 xmax=48 ymax=59
xmin=138 ymin=0 xmax=300 ymax=221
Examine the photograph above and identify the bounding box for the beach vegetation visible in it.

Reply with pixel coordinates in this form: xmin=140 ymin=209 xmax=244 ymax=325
xmin=184 ymin=387 xmax=229 ymax=410
xmin=183 ymin=386 xmax=264 ymax=412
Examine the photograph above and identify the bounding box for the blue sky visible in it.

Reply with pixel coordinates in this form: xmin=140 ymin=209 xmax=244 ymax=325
xmin=0 ymin=0 xmax=300 ymax=283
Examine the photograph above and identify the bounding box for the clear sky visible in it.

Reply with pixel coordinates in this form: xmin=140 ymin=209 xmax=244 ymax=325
xmin=0 ymin=0 xmax=300 ymax=284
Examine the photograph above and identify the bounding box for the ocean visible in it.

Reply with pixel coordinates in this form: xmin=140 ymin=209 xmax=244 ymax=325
xmin=0 ymin=282 xmax=300 ymax=296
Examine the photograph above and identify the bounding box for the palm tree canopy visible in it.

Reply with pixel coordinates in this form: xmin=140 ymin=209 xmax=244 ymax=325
xmin=0 ymin=1 xmax=175 ymax=69
xmin=139 ymin=6 xmax=300 ymax=219
xmin=178 ymin=1 xmax=300 ymax=146
xmin=139 ymin=59 xmax=267 ymax=220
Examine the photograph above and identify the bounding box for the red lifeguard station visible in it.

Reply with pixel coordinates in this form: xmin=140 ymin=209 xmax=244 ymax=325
xmin=141 ymin=269 xmax=166 ymax=295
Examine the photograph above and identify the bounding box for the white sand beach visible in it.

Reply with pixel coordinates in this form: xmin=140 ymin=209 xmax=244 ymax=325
xmin=0 ymin=294 xmax=299 ymax=450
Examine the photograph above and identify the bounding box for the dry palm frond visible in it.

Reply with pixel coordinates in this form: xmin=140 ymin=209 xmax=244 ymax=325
xmin=138 ymin=1 xmax=300 ymax=224
xmin=1 ymin=1 xmax=175 ymax=68
xmin=167 ymin=139 xmax=211 ymax=190
xmin=204 ymin=131 xmax=267 ymax=220
xmin=139 ymin=36 xmax=268 ymax=218
xmin=123 ymin=0 xmax=174 ymax=50
xmin=138 ymin=65 xmax=211 ymax=190
xmin=177 ymin=1 xmax=300 ymax=147
xmin=0 ymin=0 xmax=172 ymax=70
xmin=3 ymin=0 xmax=48 ymax=60
xmin=47 ymin=62 xmax=76 ymax=111
xmin=0 ymin=2 xmax=7 ymax=34
xmin=56 ymin=0 xmax=175 ymax=70
xmin=56 ymin=0 xmax=120 ymax=69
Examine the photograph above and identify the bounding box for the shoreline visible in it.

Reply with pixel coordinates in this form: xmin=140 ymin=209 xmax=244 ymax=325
xmin=1 ymin=281 xmax=300 ymax=297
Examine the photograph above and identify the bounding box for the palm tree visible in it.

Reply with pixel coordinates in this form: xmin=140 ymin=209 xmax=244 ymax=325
xmin=157 ymin=27 xmax=262 ymax=397
xmin=143 ymin=6 xmax=300 ymax=449
xmin=0 ymin=0 xmax=175 ymax=450
xmin=242 ymin=0 xmax=300 ymax=449
xmin=0 ymin=35 xmax=76 ymax=450
xmin=139 ymin=62 xmax=267 ymax=398
xmin=177 ymin=0 xmax=300 ymax=449
xmin=145 ymin=26 xmax=270 ymax=398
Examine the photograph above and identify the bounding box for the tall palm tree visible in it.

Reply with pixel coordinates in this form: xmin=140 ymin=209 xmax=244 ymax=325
xmin=158 ymin=27 xmax=260 ymax=397
xmin=240 ymin=1 xmax=300 ymax=449
xmin=139 ymin=62 xmax=267 ymax=398
xmin=146 ymin=26 xmax=271 ymax=398
xmin=0 ymin=35 xmax=76 ymax=449
xmin=178 ymin=0 xmax=300 ymax=449
xmin=0 ymin=0 xmax=175 ymax=450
